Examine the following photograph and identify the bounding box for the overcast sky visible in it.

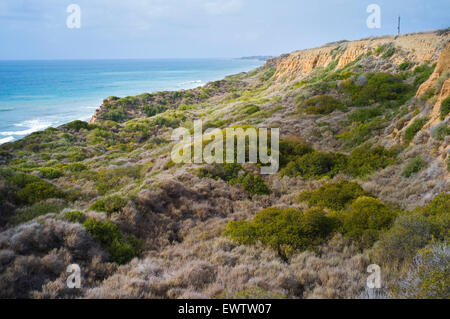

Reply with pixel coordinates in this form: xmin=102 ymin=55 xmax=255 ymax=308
xmin=0 ymin=0 xmax=449 ymax=60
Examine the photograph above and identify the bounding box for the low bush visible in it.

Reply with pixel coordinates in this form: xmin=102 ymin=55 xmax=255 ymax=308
xmin=83 ymin=218 xmax=142 ymax=264
xmin=16 ymin=181 xmax=64 ymax=205
xmin=398 ymin=61 xmax=413 ymax=71
xmin=338 ymin=118 xmax=385 ymax=148
xmin=342 ymin=196 xmax=397 ymax=247
xmin=67 ymin=163 xmax=88 ymax=172
xmin=143 ymin=104 xmax=167 ymax=117
xmin=102 ymin=107 xmax=127 ymax=123
xmin=413 ymin=63 xmax=436 ymax=87
xmin=281 ymin=151 xmax=347 ymax=179
xmin=63 ymin=211 xmax=86 ymax=223
xmin=63 ymin=120 xmax=92 ymax=132
xmin=405 ymin=117 xmax=429 ymax=143
xmin=345 ymin=144 xmax=397 ymax=177
xmin=420 ymin=88 xmax=436 ymax=102
xmin=90 ymin=195 xmax=128 ymax=216
xmin=87 ymin=127 xmax=115 ymax=145
xmin=440 ymin=97 xmax=450 ymax=119
xmin=415 ymin=192 xmax=450 ymax=218
xmin=348 ymin=107 xmax=384 ymax=123
xmin=341 ymin=72 xmax=413 ymax=106
xmin=394 ymin=243 xmax=449 ymax=299
xmin=10 ymin=200 xmax=66 ymax=225
xmin=39 ymin=167 xmax=63 ymax=179
xmin=297 ymin=181 xmax=370 ymax=210
xmin=92 ymin=165 xmax=142 ymax=195
xmin=197 ymin=163 xmax=242 ymax=182
xmin=0 ymin=169 xmax=40 ymax=188
xmin=279 ymin=137 xmax=314 ymax=168
xmin=241 ymin=104 xmax=260 ymax=115
xmin=301 ymin=95 xmax=345 ymax=115
xmin=230 ymin=173 xmax=271 ymax=195
xmin=382 ymin=47 xmax=395 ymax=59
xmin=372 ymin=213 xmax=436 ymax=265
xmin=402 ymin=156 xmax=427 ymax=177
xmin=225 ymin=207 xmax=337 ymax=259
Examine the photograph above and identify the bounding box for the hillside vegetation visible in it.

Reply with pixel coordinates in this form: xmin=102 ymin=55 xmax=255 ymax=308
xmin=0 ymin=30 xmax=449 ymax=299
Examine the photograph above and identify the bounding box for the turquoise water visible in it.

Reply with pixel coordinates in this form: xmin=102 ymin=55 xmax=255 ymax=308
xmin=0 ymin=59 xmax=263 ymax=144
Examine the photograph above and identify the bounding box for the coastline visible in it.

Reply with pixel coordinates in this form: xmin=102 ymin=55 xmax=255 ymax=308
xmin=0 ymin=58 xmax=265 ymax=146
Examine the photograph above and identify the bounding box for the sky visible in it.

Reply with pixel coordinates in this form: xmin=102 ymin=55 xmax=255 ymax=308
xmin=0 ymin=0 xmax=449 ymax=60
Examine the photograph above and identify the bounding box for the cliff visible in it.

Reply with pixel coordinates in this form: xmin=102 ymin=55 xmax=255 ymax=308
xmin=272 ymin=31 xmax=450 ymax=82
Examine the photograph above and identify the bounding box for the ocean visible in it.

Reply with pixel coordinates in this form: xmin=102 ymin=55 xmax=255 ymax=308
xmin=0 ymin=58 xmax=264 ymax=144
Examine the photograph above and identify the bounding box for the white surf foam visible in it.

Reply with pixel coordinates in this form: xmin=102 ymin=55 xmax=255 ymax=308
xmin=0 ymin=136 xmax=14 ymax=144
xmin=0 ymin=119 xmax=53 ymax=136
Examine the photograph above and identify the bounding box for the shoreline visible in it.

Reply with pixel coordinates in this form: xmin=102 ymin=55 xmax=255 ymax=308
xmin=0 ymin=59 xmax=265 ymax=146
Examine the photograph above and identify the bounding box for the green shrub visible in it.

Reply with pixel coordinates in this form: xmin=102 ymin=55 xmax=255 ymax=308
xmin=10 ymin=200 xmax=66 ymax=225
xmin=231 ymin=173 xmax=271 ymax=195
xmin=298 ymin=181 xmax=370 ymax=210
xmin=301 ymin=95 xmax=345 ymax=115
xmin=345 ymin=144 xmax=397 ymax=177
xmin=67 ymin=163 xmax=88 ymax=172
xmin=148 ymin=111 xmax=185 ymax=129
xmin=87 ymin=127 xmax=115 ymax=145
xmin=402 ymin=156 xmax=427 ymax=177
xmin=103 ymin=107 xmax=127 ymax=122
xmin=415 ymin=193 xmax=450 ymax=218
xmin=1 ymin=170 xmax=40 ymax=189
xmin=197 ymin=163 xmax=242 ymax=182
xmin=225 ymin=207 xmax=337 ymax=259
xmin=405 ymin=117 xmax=429 ymax=142
xmin=279 ymin=137 xmax=314 ymax=168
xmin=338 ymin=117 xmax=385 ymax=148
xmin=341 ymin=72 xmax=413 ymax=106
xmin=382 ymin=47 xmax=395 ymax=59
xmin=83 ymin=219 xmax=142 ymax=264
xmin=63 ymin=120 xmax=92 ymax=132
xmin=394 ymin=243 xmax=449 ymax=299
xmin=16 ymin=181 xmax=64 ymax=205
xmin=64 ymin=211 xmax=86 ymax=223
xmin=281 ymin=151 xmax=347 ymax=179
xmin=92 ymin=165 xmax=142 ymax=195
xmin=413 ymin=63 xmax=436 ymax=87
xmin=242 ymin=104 xmax=260 ymax=115
xmin=348 ymin=107 xmax=384 ymax=123
xmin=90 ymin=195 xmax=128 ymax=215
xmin=143 ymin=104 xmax=167 ymax=117
xmin=372 ymin=213 xmax=436 ymax=265
xmin=398 ymin=61 xmax=413 ymax=71
xmin=39 ymin=167 xmax=63 ymax=179
xmin=440 ymin=97 xmax=450 ymax=119
xmin=343 ymin=196 xmax=397 ymax=247
xmin=375 ymin=44 xmax=386 ymax=55
xmin=420 ymin=87 xmax=436 ymax=102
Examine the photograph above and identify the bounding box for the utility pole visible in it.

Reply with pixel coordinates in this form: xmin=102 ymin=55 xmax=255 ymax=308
xmin=398 ymin=16 xmax=401 ymax=35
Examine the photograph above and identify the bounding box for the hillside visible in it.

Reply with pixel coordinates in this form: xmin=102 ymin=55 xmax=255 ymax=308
xmin=0 ymin=29 xmax=449 ymax=299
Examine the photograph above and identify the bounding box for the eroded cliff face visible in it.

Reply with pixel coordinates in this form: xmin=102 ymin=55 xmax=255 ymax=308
xmin=273 ymin=31 xmax=450 ymax=82
xmin=417 ymin=42 xmax=450 ymax=124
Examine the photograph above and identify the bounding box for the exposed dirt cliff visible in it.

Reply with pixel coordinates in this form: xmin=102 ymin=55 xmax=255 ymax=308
xmin=273 ymin=31 xmax=450 ymax=82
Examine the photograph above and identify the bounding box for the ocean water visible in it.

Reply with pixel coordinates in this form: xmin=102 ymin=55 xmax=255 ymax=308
xmin=0 ymin=59 xmax=264 ymax=144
